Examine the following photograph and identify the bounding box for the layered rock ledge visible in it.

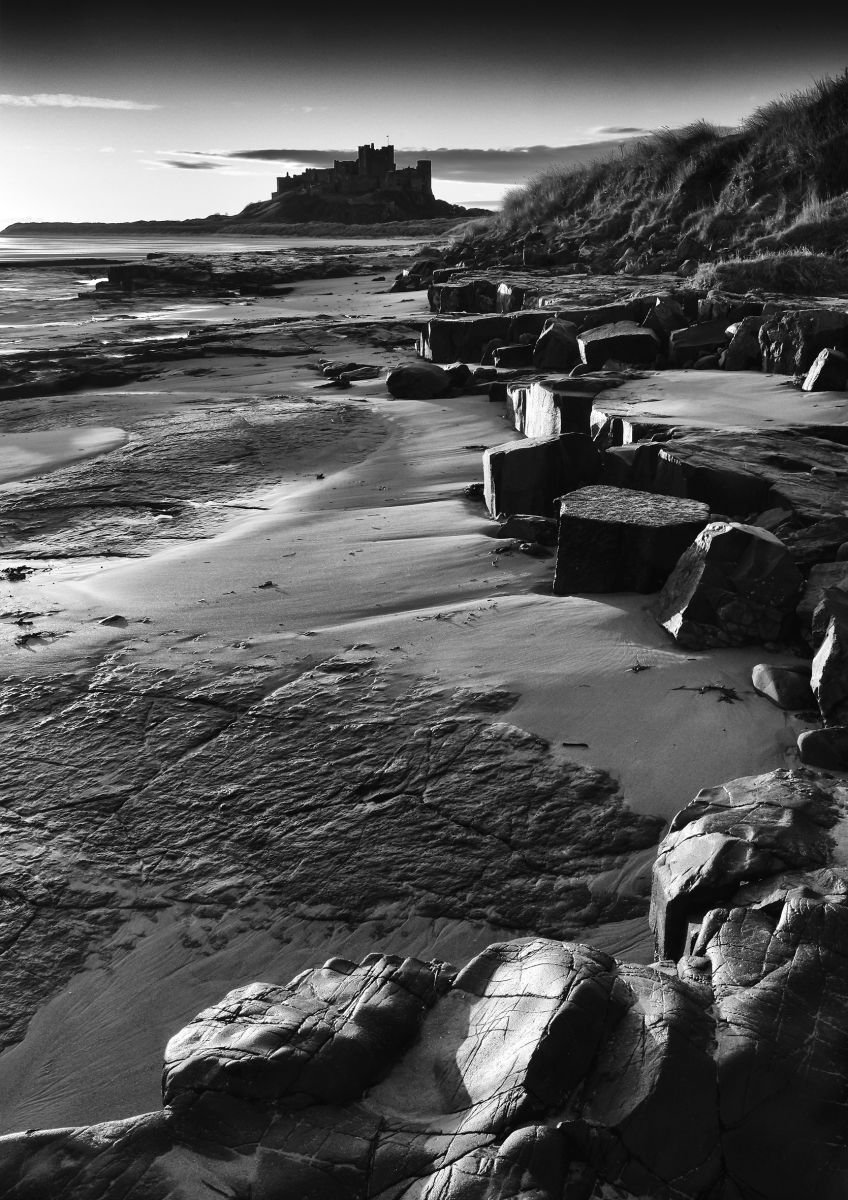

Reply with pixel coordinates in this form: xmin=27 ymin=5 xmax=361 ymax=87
xmin=1 ymin=766 xmax=846 ymax=1199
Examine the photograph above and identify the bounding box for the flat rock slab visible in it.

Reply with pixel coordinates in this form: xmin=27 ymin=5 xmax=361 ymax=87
xmin=553 ymin=485 xmax=709 ymax=594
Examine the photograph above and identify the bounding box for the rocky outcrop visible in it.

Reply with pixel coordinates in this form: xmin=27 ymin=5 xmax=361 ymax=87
xmin=653 ymin=521 xmax=803 ymax=648
xmin=553 ymin=485 xmax=708 ymax=594
xmin=759 ymin=307 xmax=848 ymax=374
xmin=3 ymin=767 xmax=848 ymax=1199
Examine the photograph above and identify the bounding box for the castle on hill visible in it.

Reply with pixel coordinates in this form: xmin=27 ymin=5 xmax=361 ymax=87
xmin=272 ymin=143 xmax=433 ymax=203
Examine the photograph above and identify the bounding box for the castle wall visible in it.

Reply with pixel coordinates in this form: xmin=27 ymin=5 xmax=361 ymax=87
xmin=272 ymin=146 xmax=435 ymax=205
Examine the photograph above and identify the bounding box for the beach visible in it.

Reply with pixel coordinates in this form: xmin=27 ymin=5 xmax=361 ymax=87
xmin=0 ymin=242 xmax=814 ymax=1136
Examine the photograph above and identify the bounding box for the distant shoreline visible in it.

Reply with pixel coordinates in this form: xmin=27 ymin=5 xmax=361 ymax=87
xmin=2 ymin=215 xmax=488 ymax=239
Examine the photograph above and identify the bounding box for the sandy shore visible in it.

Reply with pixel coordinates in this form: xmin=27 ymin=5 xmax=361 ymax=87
xmin=0 ymin=267 xmax=814 ymax=1134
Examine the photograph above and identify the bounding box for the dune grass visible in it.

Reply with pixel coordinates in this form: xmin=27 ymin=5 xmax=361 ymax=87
xmin=485 ymin=71 xmax=848 ymax=266
xmin=693 ymin=251 xmax=848 ymax=296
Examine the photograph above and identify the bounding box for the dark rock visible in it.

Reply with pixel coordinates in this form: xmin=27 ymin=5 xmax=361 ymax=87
xmin=723 ymin=316 xmax=763 ymax=370
xmin=385 ymin=362 xmax=451 ymax=399
xmin=420 ymin=312 xmax=556 ymax=363
xmin=801 ymin=347 xmax=848 ymax=392
xmin=496 ymin=514 xmax=559 ymax=545
xmin=506 ymin=377 xmax=602 ymax=438
xmin=444 ymin=362 xmax=472 ymax=388
xmin=797 ymin=726 xmax=848 ymax=769
xmin=427 ymin=277 xmax=499 ymax=314
xmin=532 ymin=319 xmax=580 ymax=371
xmin=492 ymin=343 xmax=533 ymax=369
xmin=653 ymin=522 xmax=803 ymax=648
xmin=577 ymin=321 xmax=660 ymax=368
xmin=751 ymin=662 xmax=815 ymax=710
xmin=668 ymin=319 xmax=732 ymax=367
xmin=811 ymin=589 xmax=848 ymax=722
xmin=796 ymin=562 xmax=848 ymax=646
xmin=641 ymin=296 xmax=690 ymax=342
xmin=484 ymin=434 xmax=601 ymax=519
xmin=760 ymin=307 xmax=848 ymax=375
xmin=553 ymin=485 xmax=709 ymax=594
xmin=6 ymin=764 xmax=848 ymax=1199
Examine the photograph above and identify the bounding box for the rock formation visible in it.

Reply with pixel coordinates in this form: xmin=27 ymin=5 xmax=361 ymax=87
xmin=2 ymin=768 xmax=846 ymax=1199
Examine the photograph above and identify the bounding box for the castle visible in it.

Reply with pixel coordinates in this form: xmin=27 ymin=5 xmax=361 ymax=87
xmin=272 ymin=144 xmax=433 ymax=203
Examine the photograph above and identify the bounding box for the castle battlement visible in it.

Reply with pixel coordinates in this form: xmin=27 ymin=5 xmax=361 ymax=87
xmin=273 ymin=143 xmax=433 ymax=201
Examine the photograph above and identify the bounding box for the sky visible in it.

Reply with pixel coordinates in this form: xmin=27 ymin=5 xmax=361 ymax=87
xmin=1 ymin=2 xmax=848 ymax=229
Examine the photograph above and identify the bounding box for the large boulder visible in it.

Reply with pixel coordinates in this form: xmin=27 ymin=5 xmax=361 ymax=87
xmin=723 ymin=316 xmax=763 ymax=370
xmin=419 ymin=311 xmax=558 ymax=363
xmin=802 ymin=347 xmax=848 ymax=392
xmin=751 ymin=662 xmax=815 ymax=711
xmin=668 ymin=319 xmax=733 ymax=366
xmin=759 ymin=307 xmax=848 ymax=375
xmin=653 ymin=522 xmax=803 ymax=648
xmin=532 ymin=318 xmax=580 ymax=371
xmin=811 ymin=588 xmax=848 ymax=722
xmin=796 ymin=562 xmax=848 ymax=646
xmin=577 ymin=321 xmax=660 ymax=368
xmin=553 ymin=485 xmax=709 ymax=594
xmin=484 ymin=433 xmax=600 ymax=519
xmin=386 ymin=361 xmax=451 ymax=399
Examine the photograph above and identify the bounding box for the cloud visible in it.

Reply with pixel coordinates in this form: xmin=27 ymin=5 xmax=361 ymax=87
xmin=163 ymin=159 xmax=219 ymax=170
xmin=593 ymin=125 xmax=648 ymax=136
xmin=0 ymin=93 xmax=158 ymax=110
xmin=178 ymin=142 xmax=643 ymax=183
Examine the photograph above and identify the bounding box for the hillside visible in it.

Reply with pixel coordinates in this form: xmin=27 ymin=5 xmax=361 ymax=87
xmin=453 ymin=71 xmax=848 ymax=277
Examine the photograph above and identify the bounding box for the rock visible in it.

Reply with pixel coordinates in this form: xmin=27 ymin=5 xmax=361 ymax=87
xmin=650 ymin=765 xmax=845 ymax=956
xmin=723 ymin=316 xmax=763 ymax=370
xmin=641 ymin=296 xmax=690 ymax=340
xmin=577 ymin=321 xmax=660 ymax=368
xmin=553 ymin=485 xmax=709 ymax=594
xmin=444 ymin=361 xmax=472 ymax=388
xmin=496 ymin=514 xmax=559 ymax=545
xmin=5 ymin=764 xmax=848 ymax=1200
xmin=492 ymin=343 xmax=533 ymax=368
xmin=506 ymin=377 xmax=602 ymax=438
xmin=760 ymin=308 xmax=848 ymax=374
xmin=342 ymin=364 xmax=381 ymax=381
xmin=811 ymin=589 xmax=848 ymax=722
xmin=483 ymin=434 xmax=601 ymax=519
xmin=385 ymin=362 xmax=451 ymax=399
xmin=751 ymin=662 xmax=815 ymax=710
xmin=796 ymin=562 xmax=848 ymax=646
xmin=419 ymin=312 xmax=557 ymax=363
xmin=653 ymin=522 xmax=803 ymax=648
xmin=532 ymin=318 xmax=580 ymax=371
xmin=427 ymin=277 xmax=500 ymax=313
xmin=668 ymin=319 xmax=733 ymax=367
xmin=797 ymin=726 xmax=848 ymax=769
xmin=801 ymin=347 xmax=848 ymax=392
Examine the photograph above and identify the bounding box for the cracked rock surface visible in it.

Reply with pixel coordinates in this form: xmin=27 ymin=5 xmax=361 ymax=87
xmin=1 ymin=767 xmax=847 ymax=1198
xmin=0 ymin=652 xmax=661 ymax=1059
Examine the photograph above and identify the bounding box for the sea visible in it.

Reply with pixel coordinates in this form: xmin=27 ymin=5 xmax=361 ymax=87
xmin=0 ymin=233 xmax=427 ymax=352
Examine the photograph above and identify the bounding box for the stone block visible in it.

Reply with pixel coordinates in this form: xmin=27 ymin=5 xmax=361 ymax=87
xmin=484 ymin=434 xmax=601 ymax=519
xmin=553 ymin=485 xmax=709 ymax=594
xmin=532 ymin=319 xmax=580 ymax=371
xmin=577 ymin=322 xmax=660 ymax=368
xmin=506 ymin=377 xmax=601 ymax=438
